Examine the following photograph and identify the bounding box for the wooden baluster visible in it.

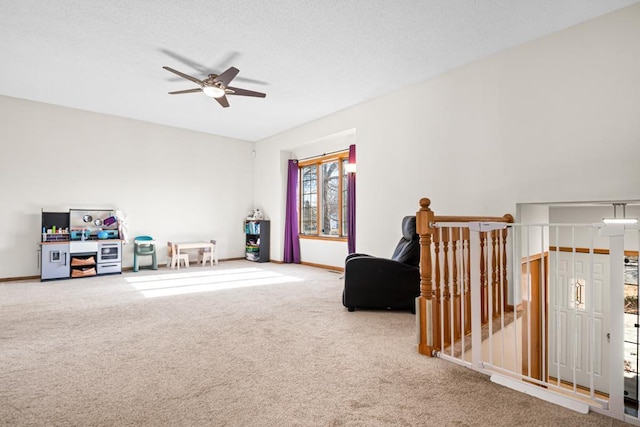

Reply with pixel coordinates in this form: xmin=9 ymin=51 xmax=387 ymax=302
xmin=501 ymin=226 xmax=509 ymax=312
xmin=497 ymin=229 xmax=504 ymax=315
xmin=433 ymin=227 xmax=442 ymax=349
xmin=416 ymin=203 xmax=513 ymax=357
xmin=463 ymin=228 xmax=471 ymax=335
xmin=491 ymin=229 xmax=499 ymax=318
xmin=452 ymin=227 xmax=461 ymax=340
xmin=502 ymin=215 xmax=513 ymax=314
xmin=479 ymin=231 xmax=487 ymax=324
xmin=442 ymin=227 xmax=451 ymax=347
xmin=416 ymin=198 xmax=436 ymax=356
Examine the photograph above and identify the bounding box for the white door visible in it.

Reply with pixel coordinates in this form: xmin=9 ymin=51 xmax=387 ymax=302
xmin=548 ymin=251 xmax=609 ymax=393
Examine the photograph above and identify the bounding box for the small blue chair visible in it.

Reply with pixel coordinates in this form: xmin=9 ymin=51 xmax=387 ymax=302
xmin=133 ymin=235 xmax=157 ymax=272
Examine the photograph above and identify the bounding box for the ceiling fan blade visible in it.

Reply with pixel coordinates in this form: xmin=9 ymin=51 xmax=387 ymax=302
xmin=160 ymin=49 xmax=209 ymax=74
xmin=226 ymin=86 xmax=266 ymax=98
xmin=162 ymin=66 xmax=204 ymax=86
xmin=158 ymin=50 xmax=261 ymax=83
xmin=168 ymin=88 xmax=203 ymax=95
xmin=215 ymin=95 xmax=230 ymax=108
xmin=214 ymin=67 xmax=240 ymax=87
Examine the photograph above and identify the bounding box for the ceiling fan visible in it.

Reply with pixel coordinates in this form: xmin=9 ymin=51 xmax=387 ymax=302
xmin=162 ymin=66 xmax=266 ymax=108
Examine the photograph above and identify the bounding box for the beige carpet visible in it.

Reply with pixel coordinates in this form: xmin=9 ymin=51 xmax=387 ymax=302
xmin=0 ymin=261 xmax=627 ymax=426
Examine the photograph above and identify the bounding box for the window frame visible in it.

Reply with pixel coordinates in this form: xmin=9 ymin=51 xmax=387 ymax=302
xmin=298 ymin=151 xmax=349 ymax=241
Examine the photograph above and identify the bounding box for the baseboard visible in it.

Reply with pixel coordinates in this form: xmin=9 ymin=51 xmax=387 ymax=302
xmin=0 ymin=258 xmax=344 ymax=282
xmin=0 ymin=275 xmax=40 ymax=283
xmin=300 ymin=261 xmax=344 ymax=273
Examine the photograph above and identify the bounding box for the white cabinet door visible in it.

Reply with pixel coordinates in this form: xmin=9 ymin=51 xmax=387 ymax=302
xmin=41 ymin=244 xmax=70 ymax=280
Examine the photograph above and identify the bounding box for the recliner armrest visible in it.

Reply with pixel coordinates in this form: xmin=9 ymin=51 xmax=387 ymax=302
xmin=343 ymin=256 xmax=420 ymax=311
xmin=345 ymin=253 xmax=372 ymax=263
xmin=345 ymin=256 xmax=419 ymax=290
xmin=346 ymin=255 xmax=418 ymax=274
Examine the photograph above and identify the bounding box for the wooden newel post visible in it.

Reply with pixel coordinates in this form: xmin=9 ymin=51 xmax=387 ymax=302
xmin=417 ymin=198 xmax=437 ymax=356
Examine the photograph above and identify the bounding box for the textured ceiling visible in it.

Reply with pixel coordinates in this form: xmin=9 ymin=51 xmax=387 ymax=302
xmin=1 ymin=0 xmax=638 ymax=141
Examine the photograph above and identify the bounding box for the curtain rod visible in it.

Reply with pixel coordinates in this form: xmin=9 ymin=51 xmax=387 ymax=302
xmin=296 ymin=148 xmax=348 ymax=162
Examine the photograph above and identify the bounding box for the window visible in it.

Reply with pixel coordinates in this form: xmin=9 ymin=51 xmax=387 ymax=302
xmin=299 ymin=151 xmax=349 ymax=238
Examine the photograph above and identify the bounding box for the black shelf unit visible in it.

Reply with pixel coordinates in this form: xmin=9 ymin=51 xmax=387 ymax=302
xmin=245 ymin=220 xmax=270 ymax=263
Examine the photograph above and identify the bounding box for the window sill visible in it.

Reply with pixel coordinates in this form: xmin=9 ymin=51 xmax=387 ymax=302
xmin=299 ymin=235 xmax=347 ymax=242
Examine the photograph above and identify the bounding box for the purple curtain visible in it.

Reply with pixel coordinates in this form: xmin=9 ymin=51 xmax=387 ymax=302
xmin=347 ymin=144 xmax=356 ymax=254
xmin=284 ymin=159 xmax=301 ymax=263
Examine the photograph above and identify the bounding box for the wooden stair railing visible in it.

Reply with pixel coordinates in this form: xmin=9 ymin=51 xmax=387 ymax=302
xmin=416 ymin=198 xmax=514 ymax=356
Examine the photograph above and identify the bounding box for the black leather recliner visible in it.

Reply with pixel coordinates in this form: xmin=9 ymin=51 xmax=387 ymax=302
xmin=342 ymin=216 xmax=420 ymax=313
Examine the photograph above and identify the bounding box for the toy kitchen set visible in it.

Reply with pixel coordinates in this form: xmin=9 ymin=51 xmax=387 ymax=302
xmin=39 ymin=209 xmax=122 ymax=281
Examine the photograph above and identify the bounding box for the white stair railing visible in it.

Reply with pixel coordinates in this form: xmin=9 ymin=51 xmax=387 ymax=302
xmin=425 ymin=220 xmax=640 ymax=423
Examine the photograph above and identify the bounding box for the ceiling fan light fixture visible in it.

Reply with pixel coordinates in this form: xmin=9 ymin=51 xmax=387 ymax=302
xmin=163 ymin=65 xmax=266 ymax=108
xmin=202 ymin=85 xmax=226 ymax=98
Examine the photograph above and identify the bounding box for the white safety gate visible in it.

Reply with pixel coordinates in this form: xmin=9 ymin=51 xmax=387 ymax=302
xmin=425 ymin=220 xmax=640 ymax=423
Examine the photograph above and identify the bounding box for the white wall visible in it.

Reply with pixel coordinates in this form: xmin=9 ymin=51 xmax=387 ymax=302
xmin=0 ymin=96 xmax=254 ymax=279
xmin=254 ymin=4 xmax=640 ymax=268
xmin=4 ymin=6 xmax=639 ymax=276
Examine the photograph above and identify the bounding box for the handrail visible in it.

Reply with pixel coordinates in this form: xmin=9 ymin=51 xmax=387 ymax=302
xmin=433 ymin=215 xmax=514 ymax=223
xmin=421 ymin=197 xmax=514 ymax=225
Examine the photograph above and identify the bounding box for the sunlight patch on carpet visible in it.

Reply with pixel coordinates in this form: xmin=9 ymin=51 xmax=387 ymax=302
xmin=124 ymin=267 xmax=303 ymax=298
